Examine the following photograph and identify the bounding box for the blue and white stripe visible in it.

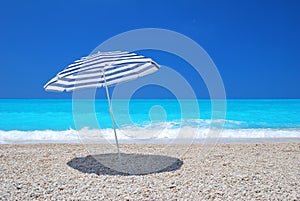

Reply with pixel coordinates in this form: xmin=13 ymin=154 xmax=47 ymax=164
xmin=44 ymin=51 xmax=160 ymax=92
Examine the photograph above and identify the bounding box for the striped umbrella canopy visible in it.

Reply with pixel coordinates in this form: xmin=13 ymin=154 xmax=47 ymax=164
xmin=44 ymin=51 xmax=159 ymax=92
xmin=44 ymin=51 xmax=160 ymax=156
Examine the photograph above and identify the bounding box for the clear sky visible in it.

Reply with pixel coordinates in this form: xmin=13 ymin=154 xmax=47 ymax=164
xmin=0 ymin=0 xmax=299 ymax=99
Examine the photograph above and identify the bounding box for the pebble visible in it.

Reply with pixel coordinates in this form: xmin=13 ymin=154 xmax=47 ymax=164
xmin=0 ymin=143 xmax=299 ymax=200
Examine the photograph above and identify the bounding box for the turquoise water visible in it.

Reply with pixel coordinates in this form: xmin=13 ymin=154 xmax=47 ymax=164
xmin=0 ymin=99 xmax=299 ymax=131
xmin=0 ymin=99 xmax=300 ymax=143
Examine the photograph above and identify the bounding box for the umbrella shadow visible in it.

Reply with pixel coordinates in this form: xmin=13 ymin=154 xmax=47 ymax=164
xmin=67 ymin=153 xmax=183 ymax=176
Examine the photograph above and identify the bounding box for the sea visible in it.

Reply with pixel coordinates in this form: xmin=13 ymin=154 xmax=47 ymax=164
xmin=0 ymin=99 xmax=299 ymax=144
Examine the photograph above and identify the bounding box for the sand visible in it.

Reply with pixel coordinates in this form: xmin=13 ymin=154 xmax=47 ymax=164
xmin=0 ymin=142 xmax=299 ymax=200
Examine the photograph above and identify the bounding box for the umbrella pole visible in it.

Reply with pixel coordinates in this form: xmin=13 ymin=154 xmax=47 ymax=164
xmin=103 ymin=72 xmax=120 ymax=158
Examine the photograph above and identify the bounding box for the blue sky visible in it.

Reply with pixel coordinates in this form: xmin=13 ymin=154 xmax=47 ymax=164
xmin=0 ymin=0 xmax=299 ymax=99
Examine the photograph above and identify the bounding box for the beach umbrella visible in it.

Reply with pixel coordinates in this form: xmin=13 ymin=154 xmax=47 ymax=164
xmin=44 ymin=51 xmax=160 ymax=156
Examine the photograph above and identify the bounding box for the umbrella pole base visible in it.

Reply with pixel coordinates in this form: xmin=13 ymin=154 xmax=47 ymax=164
xmin=113 ymin=128 xmax=121 ymax=159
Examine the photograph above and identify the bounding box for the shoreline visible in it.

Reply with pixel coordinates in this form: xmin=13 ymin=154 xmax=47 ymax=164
xmin=1 ymin=137 xmax=300 ymax=145
xmin=1 ymin=127 xmax=300 ymax=145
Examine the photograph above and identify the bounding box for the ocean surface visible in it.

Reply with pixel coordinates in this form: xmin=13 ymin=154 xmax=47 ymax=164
xmin=0 ymin=99 xmax=299 ymax=143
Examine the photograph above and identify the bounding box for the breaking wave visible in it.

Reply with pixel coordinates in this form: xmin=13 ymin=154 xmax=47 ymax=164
xmin=1 ymin=119 xmax=299 ymax=144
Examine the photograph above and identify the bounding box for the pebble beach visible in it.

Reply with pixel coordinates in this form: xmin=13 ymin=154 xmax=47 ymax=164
xmin=1 ymin=142 xmax=299 ymax=200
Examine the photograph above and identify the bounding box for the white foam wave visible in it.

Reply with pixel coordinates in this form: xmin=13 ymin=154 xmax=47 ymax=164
xmin=0 ymin=127 xmax=300 ymax=144
xmin=0 ymin=129 xmax=81 ymax=144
